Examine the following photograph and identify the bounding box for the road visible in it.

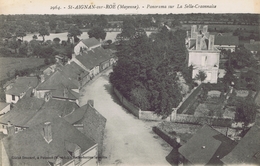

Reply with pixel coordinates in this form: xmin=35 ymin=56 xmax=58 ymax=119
xmin=79 ymin=69 xmax=172 ymax=166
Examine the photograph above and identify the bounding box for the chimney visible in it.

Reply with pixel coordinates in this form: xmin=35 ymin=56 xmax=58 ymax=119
xmin=196 ymin=35 xmax=202 ymax=50
xmin=63 ymin=88 xmax=69 ymax=98
xmin=40 ymin=75 xmax=45 ymax=83
xmin=43 ymin=122 xmax=52 ymax=143
xmin=176 ymin=136 xmax=181 ymax=143
xmin=7 ymin=121 xmax=15 ymax=135
xmin=87 ymin=100 xmax=94 ymax=107
xmin=208 ymin=35 xmax=215 ymax=50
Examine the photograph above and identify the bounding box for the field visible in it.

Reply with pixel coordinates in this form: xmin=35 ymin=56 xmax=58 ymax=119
xmin=0 ymin=57 xmax=45 ymax=82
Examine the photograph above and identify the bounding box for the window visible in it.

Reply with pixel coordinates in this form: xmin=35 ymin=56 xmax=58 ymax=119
xmin=12 ymin=95 xmax=15 ymax=101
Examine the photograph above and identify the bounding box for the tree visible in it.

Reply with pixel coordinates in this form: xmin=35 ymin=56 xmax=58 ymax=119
xmin=110 ymin=28 xmax=187 ymax=116
xmin=53 ymin=37 xmax=61 ymax=45
xmin=49 ymin=19 xmax=57 ymax=31
xmin=95 ymin=15 xmax=108 ymax=28
xmin=231 ymin=46 xmax=256 ymax=69
xmin=32 ymin=34 xmax=38 ymax=40
xmin=39 ymin=26 xmax=50 ymax=42
xmin=8 ymin=38 xmax=19 ymax=54
xmin=195 ymin=70 xmax=207 ymax=82
xmin=235 ymin=98 xmax=257 ymax=127
xmin=88 ymin=26 xmax=106 ymax=41
xmin=121 ymin=18 xmax=136 ymax=38
xmin=16 ymin=26 xmax=26 ymax=41
xmin=68 ymin=25 xmax=82 ymax=43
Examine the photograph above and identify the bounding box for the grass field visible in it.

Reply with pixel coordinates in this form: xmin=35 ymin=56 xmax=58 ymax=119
xmin=0 ymin=57 xmax=45 ymax=82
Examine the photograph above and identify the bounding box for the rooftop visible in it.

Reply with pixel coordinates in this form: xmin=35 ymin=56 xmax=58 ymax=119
xmin=215 ymin=36 xmax=239 ymax=46
xmin=41 ymin=98 xmax=79 ymax=118
xmin=76 ymin=47 xmax=112 ymax=70
xmin=36 ymin=71 xmax=78 ymax=90
xmin=0 ymin=102 xmax=9 ymax=110
xmin=0 ymin=97 xmax=45 ymax=127
xmin=51 ymin=86 xmax=79 ymax=100
xmin=81 ymin=37 xmax=101 ymax=48
xmin=63 ymin=103 xmax=106 ymax=125
xmin=244 ymin=43 xmax=260 ymax=52
xmin=221 ymin=125 xmax=260 ymax=165
xmin=178 ymin=125 xmax=237 ymax=166
xmin=59 ymin=61 xmax=89 ymax=81
xmin=2 ymin=118 xmax=96 ymax=166
xmin=5 ymin=77 xmax=39 ymax=96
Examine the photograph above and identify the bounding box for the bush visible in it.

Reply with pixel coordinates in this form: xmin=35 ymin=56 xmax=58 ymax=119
xmin=0 ymin=47 xmax=12 ymax=57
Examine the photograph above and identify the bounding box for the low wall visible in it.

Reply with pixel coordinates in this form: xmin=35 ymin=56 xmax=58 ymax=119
xmin=152 ymin=126 xmax=181 ymax=148
xmin=139 ymin=110 xmax=170 ymax=121
xmin=113 ymin=87 xmax=167 ymax=121
xmin=113 ymin=87 xmax=140 ymax=118
xmin=172 ymin=114 xmax=233 ymax=127
xmin=177 ymin=84 xmax=203 ymax=114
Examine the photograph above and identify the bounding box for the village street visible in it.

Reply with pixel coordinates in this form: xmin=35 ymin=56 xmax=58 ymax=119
xmin=79 ymin=68 xmax=172 ymax=166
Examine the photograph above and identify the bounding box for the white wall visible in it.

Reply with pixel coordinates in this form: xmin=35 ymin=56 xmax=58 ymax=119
xmin=188 ymin=51 xmax=219 ymax=68
xmin=74 ymin=41 xmax=88 ymax=55
xmin=35 ymin=90 xmax=49 ymax=99
xmin=81 ymin=145 xmax=98 ymax=166
xmin=0 ymin=104 xmax=10 ymax=114
xmin=6 ymin=94 xmax=19 ymax=103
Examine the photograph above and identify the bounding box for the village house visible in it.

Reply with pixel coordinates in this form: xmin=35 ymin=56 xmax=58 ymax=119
xmin=72 ymin=47 xmax=114 ymax=78
xmin=186 ymin=25 xmax=220 ymax=83
xmin=0 ymin=96 xmax=79 ymax=133
xmin=59 ymin=61 xmax=90 ymax=87
xmin=74 ymin=37 xmax=101 ymax=55
xmin=0 ymin=97 xmax=45 ymax=134
xmin=214 ymin=35 xmax=239 ymax=53
xmin=1 ymin=118 xmax=98 ymax=166
xmin=64 ymin=100 xmax=107 ymax=158
xmin=178 ymin=125 xmax=237 ymax=166
xmin=5 ymin=76 xmax=39 ymax=103
xmin=221 ymin=125 xmax=260 ymax=165
xmin=34 ymin=70 xmax=80 ymax=100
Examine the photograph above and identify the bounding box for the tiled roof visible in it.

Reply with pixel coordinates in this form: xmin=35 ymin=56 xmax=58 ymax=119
xmin=0 ymin=97 xmax=45 ymax=126
xmin=0 ymin=102 xmax=9 ymax=111
xmin=215 ymin=36 xmax=239 ymax=46
xmin=81 ymin=37 xmax=101 ymax=48
xmin=244 ymin=43 xmax=260 ymax=52
xmin=76 ymin=47 xmax=112 ymax=70
xmin=36 ymin=71 xmax=78 ymax=90
xmin=59 ymin=61 xmax=89 ymax=81
xmin=63 ymin=103 xmax=106 ymax=125
xmin=5 ymin=77 xmax=39 ymax=96
xmin=41 ymin=98 xmax=79 ymax=118
xmin=178 ymin=125 xmax=236 ymax=165
xmin=2 ymin=118 xmax=96 ymax=166
xmin=51 ymin=85 xmax=79 ymax=100
xmin=221 ymin=125 xmax=260 ymax=165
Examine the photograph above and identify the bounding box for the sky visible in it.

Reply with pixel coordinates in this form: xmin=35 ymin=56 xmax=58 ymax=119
xmin=0 ymin=0 xmax=259 ymax=15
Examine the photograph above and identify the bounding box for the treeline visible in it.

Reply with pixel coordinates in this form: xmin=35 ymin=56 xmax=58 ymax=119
xmin=110 ymin=26 xmax=195 ymax=117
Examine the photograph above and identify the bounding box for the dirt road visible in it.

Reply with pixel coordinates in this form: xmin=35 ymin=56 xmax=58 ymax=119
xmin=79 ymin=69 xmax=172 ymax=166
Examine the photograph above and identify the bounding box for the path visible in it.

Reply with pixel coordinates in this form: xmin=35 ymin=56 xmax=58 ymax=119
xmin=79 ymin=69 xmax=172 ymax=166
